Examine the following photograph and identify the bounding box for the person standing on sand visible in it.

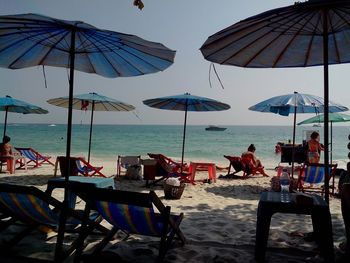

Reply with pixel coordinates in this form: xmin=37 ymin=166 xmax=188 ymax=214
xmin=0 ymin=135 xmax=14 ymax=173
xmin=241 ymin=144 xmax=269 ymax=177
xmin=307 ymin=131 xmax=324 ymax=163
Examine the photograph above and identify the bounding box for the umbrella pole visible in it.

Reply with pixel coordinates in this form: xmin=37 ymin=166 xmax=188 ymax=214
xmin=291 ymin=93 xmax=297 ymax=179
xmin=330 ymin=121 xmax=333 ymax=165
xmin=181 ymin=101 xmax=188 ymax=173
xmin=56 ymin=29 xmax=76 ymax=262
xmin=3 ymin=106 xmax=8 ymax=138
xmin=87 ymin=101 xmax=95 ymax=163
xmin=322 ymin=10 xmax=330 ymax=204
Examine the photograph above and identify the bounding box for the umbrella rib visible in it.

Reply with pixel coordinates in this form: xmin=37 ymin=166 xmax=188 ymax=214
xmin=332 ymin=6 xmax=350 ymax=29
xmin=87 ymin=31 xmax=168 ymax=73
xmin=222 ymin=11 xmax=311 ymax=65
xmin=271 ymin=12 xmax=318 ymax=67
xmin=303 ymin=15 xmax=321 ymax=66
xmin=328 ymin=13 xmax=341 ymax=63
xmin=1 ymin=29 xmax=68 ymax=67
xmin=202 ymin=6 xmax=303 ymax=58
xmin=37 ymin=31 xmax=71 ymax=65
xmin=74 ymin=32 xmax=96 ymax=72
xmin=239 ymin=11 xmax=311 ymax=66
xmin=83 ymin=32 xmax=125 ymax=76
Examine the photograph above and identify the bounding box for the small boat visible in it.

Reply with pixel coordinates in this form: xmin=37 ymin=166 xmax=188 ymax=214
xmin=313 ymin=123 xmax=321 ymax=127
xmin=49 ymin=124 xmax=56 ymax=127
xmin=205 ymin=125 xmax=227 ymax=131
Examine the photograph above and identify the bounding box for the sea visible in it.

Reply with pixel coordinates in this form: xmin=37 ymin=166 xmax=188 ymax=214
xmin=3 ymin=124 xmax=350 ymax=168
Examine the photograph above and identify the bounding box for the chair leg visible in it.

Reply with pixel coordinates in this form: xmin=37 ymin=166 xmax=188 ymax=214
xmin=92 ymin=227 xmax=119 ymax=255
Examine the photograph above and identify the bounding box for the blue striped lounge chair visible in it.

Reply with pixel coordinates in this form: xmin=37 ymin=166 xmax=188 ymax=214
xmin=0 ymin=183 xmax=107 ymax=262
xmin=75 ymin=157 xmax=105 ymax=177
xmin=69 ymin=183 xmax=186 ymax=262
xmin=297 ymin=163 xmax=338 ymax=195
xmin=15 ymin=147 xmax=54 ymax=168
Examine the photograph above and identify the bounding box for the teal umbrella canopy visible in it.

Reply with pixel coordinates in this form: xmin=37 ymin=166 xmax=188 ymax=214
xmin=47 ymin=92 xmax=135 ymax=162
xmin=0 ymin=95 xmax=48 ymax=137
xmin=143 ymin=93 xmax=230 ymax=169
xmin=298 ymin=112 xmax=350 ymax=164
xmin=298 ymin=112 xmax=350 ymax=125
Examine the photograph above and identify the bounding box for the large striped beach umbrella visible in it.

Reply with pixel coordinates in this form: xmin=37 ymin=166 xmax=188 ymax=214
xmin=201 ymin=0 xmax=350 ymax=205
xmin=0 ymin=13 xmax=175 ymax=260
xmin=47 ymin=92 xmax=135 ymax=163
xmin=0 ymin=95 xmax=48 ymax=137
xmin=143 ymin=93 xmax=230 ymax=170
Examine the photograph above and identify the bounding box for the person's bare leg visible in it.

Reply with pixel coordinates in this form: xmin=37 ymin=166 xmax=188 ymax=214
xmin=341 ymin=182 xmax=350 ymax=253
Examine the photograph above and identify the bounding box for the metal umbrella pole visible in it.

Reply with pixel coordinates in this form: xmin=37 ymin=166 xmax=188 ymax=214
xmin=87 ymin=101 xmax=95 ymax=163
xmin=181 ymin=99 xmax=188 ymax=173
xmin=3 ymin=106 xmax=8 ymax=138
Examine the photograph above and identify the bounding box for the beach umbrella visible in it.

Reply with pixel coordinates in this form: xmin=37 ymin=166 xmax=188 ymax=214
xmin=200 ymin=0 xmax=350 ymax=204
xmin=0 ymin=13 xmax=175 ymax=260
xmin=47 ymin=92 xmax=135 ymax=163
xmin=250 ymin=91 xmax=347 ymax=176
xmin=143 ymin=93 xmax=230 ymax=171
xmin=0 ymin=95 xmax=48 ymax=137
xmin=298 ymin=112 xmax=350 ymax=163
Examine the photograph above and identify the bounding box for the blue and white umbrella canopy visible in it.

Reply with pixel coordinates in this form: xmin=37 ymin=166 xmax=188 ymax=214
xmin=0 ymin=13 xmax=176 ymax=77
xmin=143 ymin=93 xmax=231 ymax=112
xmin=0 ymin=13 xmax=175 ymax=255
xmin=143 ymin=93 xmax=230 ymax=168
xmin=0 ymin=95 xmax=48 ymax=137
xmin=249 ymin=93 xmax=348 ymax=116
xmin=47 ymin=92 xmax=135 ymax=162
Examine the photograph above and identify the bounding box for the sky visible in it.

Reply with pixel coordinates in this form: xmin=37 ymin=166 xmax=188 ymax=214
xmin=1 ymin=0 xmax=350 ymax=126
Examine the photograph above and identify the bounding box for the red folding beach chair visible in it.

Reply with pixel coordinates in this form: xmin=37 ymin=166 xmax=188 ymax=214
xmin=15 ymin=147 xmax=54 ymax=168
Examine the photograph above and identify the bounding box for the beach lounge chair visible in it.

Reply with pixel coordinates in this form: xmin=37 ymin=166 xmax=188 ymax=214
xmin=15 ymin=147 xmax=54 ymax=168
xmin=224 ymin=155 xmax=263 ymax=179
xmin=75 ymin=157 xmax=106 ymax=177
xmin=0 ymin=183 xmax=107 ymax=262
xmin=297 ymin=163 xmax=338 ymax=195
xmin=69 ymin=183 xmax=186 ymax=262
xmin=147 ymin=153 xmax=191 ymax=185
xmin=116 ymin=155 xmax=141 ymax=177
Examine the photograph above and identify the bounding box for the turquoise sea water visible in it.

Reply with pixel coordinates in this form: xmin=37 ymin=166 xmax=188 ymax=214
xmin=3 ymin=124 xmax=350 ymax=167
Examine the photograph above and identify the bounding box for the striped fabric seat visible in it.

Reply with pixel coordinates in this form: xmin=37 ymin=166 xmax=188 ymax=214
xmin=0 ymin=192 xmax=79 ymax=227
xmin=75 ymin=158 xmax=105 ymax=177
xmin=15 ymin=147 xmax=54 ymax=168
xmin=69 ymin=185 xmax=186 ymax=262
xmin=0 ymin=183 xmax=107 ymax=261
xmin=297 ymin=163 xmax=337 ymax=194
xmin=303 ymin=165 xmax=326 ymax=184
xmin=95 ymin=202 xmax=163 ymax=236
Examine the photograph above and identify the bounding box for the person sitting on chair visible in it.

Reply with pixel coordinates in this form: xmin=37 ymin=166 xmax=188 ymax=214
xmin=241 ymin=144 xmax=269 ymax=177
xmin=0 ymin=135 xmax=14 ymax=173
xmin=307 ymin=131 xmax=324 ymax=163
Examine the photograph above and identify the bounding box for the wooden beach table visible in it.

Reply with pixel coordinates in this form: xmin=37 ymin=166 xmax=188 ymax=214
xmin=255 ymin=191 xmax=334 ymax=262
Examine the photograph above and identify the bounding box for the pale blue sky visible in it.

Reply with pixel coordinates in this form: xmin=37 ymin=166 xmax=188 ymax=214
xmin=1 ymin=0 xmax=350 ymax=126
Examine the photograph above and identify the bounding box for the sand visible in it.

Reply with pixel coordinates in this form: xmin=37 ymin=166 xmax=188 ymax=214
xmin=0 ymin=157 xmax=348 ymax=262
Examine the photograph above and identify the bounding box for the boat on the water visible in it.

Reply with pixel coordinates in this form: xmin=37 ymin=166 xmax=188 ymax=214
xmin=205 ymin=125 xmax=227 ymax=131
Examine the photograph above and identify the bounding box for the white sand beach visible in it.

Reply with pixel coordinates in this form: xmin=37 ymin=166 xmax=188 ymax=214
xmin=0 ymin=158 xmax=348 ymax=263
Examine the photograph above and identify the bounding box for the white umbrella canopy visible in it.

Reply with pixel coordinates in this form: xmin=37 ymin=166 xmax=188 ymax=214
xmin=47 ymin=92 xmax=135 ymax=163
xmin=200 ymin=0 xmax=350 ymax=204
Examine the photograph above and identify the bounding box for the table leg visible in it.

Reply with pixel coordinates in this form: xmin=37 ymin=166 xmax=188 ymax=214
xmin=54 ymin=158 xmax=59 ymax=177
xmin=311 ymin=210 xmax=334 ymax=262
xmin=255 ymin=205 xmax=272 ymax=262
